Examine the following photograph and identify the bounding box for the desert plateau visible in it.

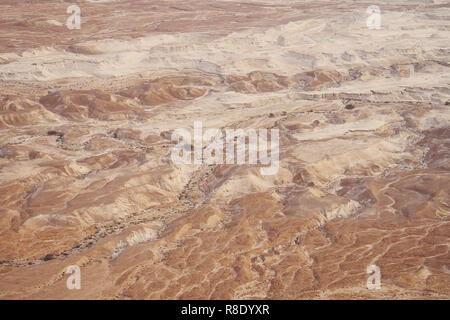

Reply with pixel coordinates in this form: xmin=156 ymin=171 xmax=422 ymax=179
xmin=0 ymin=0 xmax=449 ymax=300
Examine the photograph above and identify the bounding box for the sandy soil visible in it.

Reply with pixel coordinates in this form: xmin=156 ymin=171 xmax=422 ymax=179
xmin=0 ymin=0 xmax=449 ymax=299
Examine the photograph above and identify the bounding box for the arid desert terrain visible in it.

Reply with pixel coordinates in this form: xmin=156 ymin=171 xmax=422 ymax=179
xmin=0 ymin=0 xmax=449 ymax=299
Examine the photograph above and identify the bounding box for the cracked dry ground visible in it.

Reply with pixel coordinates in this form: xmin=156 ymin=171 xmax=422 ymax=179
xmin=0 ymin=0 xmax=449 ymax=299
